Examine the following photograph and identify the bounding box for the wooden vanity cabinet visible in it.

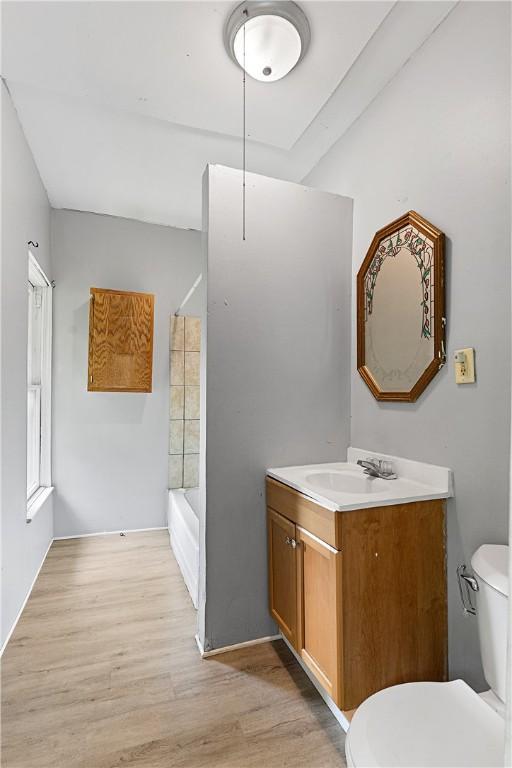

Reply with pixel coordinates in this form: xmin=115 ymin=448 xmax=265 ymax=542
xmin=266 ymin=477 xmax=447 ymax=712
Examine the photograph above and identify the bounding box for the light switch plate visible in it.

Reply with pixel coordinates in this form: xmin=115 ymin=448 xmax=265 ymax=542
xmin=454 ymin=347 xmax=475 ymax=384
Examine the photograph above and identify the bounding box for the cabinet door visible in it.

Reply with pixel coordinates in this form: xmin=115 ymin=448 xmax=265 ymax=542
xmin=88 ymin=287 xmax=154 ymax=392
xmin=296 ymin=527 xmax=343 ymax=707
xmin=267 ymin=508 xmax=298 ymax=648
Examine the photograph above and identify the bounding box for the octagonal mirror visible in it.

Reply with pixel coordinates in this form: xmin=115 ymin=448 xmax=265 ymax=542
xmin=357 ymin=211 xmax=445 ymax=402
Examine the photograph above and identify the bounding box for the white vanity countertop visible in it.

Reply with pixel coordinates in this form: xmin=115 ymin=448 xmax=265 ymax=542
xmin=267 ymin=447 xmax=453 ymax=513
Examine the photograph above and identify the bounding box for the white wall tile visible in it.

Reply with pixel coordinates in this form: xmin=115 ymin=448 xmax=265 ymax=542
xmin=170 ymin=350 xmax=184 ymax=385
xmin=185 ymin=386 xmax=200 ymax=419
xmin=185 ymin=316 xmax=201 ymax=351
xmin=170 ymin=315 xmax=185 ymax=351
xmin=169 ymin=386 xmax=184 ymax=419
xmin=185 ymin=351 xmax=200 ymax=386
xmin=168 ymin=455 xmax=183 ymax=489
xmin=169 ymin=420 xmax=184 ymax=455
xmin=184 ymin=420 xmax=200 ymax=454
xmin=184 ymin=453 xmax=199 ymax=487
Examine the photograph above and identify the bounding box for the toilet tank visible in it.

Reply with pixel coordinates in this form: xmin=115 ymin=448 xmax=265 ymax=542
xmin=471 ymin=544 xmax=509 ymax=703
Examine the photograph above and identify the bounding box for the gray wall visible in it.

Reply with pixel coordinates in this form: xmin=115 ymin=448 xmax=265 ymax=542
xmin=1 ymin=82 xmax=54 ymax=647
xmin=305 ymin=1 xmax=511 ymax=688
xmin=51 ymin=209 xmax=202 ymax=537
xmin=201 ymin=165 xmax=352 ymax=650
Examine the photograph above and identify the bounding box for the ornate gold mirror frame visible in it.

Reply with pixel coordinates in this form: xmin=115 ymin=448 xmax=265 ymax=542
xmin=357 ymin=211 xmax=445 ymax=402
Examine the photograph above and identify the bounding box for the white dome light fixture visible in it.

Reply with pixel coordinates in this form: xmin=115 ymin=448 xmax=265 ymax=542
xmin=225 ymin=1 xmax=310 ymax=83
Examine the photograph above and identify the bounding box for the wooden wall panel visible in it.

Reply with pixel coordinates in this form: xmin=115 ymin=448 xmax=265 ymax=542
xmin=88 ymin=287 xmax=154 ymax=393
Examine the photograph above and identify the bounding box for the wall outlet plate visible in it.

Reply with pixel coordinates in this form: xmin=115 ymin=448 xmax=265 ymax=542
xmin=454 ymin=347 xmax=475 ymax=384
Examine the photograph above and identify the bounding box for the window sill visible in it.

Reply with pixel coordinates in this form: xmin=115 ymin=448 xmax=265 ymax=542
xmin=27 ymin=486 xmax=54 ymax=523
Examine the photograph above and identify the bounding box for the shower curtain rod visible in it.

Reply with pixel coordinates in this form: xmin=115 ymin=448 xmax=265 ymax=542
xmin=175 ymin=273 xmax=202 ymax=316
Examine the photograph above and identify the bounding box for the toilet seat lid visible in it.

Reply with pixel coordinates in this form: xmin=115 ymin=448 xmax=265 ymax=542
xmin=346 ymin=680 xmax=504 ymax=768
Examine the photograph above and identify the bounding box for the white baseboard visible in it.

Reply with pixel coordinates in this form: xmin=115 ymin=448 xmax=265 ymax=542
xmin=0 ymin=537 xmax=53 ymax=657
xmin=53 ymin=526 xmax=167 ymax=540
xmin=281 ymin=634 xmax=350 ymax=733
xmin=195 ymin=633 xmax=281 ymax=658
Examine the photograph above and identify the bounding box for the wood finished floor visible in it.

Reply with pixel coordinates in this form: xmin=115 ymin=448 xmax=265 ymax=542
xmin=1 ymin=530 xmax=346 ymax=768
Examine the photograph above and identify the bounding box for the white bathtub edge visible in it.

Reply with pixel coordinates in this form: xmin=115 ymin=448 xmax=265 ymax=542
xmin=168 ymin=490 xmax=199 ymax=609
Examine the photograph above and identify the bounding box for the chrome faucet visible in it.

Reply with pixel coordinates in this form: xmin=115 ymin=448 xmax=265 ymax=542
xmin=357 ymin=457 xmax=397 ymax=480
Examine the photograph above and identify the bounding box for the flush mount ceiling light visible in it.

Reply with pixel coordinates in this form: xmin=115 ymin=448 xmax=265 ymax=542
xmin=225 ymin=1 xmax=310 ymax=82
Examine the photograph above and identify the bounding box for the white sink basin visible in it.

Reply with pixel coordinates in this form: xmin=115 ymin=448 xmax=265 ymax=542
xmin=304 ymin=469 xmax=388 ymax=495
xmin=267 ymin=451 xmax=453 ymax=512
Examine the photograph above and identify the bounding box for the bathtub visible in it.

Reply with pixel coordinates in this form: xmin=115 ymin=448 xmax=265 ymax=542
xmin=168 ymin=488 xmax=199 ymax=608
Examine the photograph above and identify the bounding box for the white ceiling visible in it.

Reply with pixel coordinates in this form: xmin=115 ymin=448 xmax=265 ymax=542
xmin=2 ymin=1 xmax=456 ymax=230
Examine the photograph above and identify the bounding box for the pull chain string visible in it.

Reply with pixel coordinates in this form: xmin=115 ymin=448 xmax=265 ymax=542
xmin=242 ymin=14 xmax=246 ymax=241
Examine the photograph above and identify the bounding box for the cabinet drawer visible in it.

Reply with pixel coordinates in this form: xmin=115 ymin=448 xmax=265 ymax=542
xmin=266 ymin=477 xmax=341 ymax=549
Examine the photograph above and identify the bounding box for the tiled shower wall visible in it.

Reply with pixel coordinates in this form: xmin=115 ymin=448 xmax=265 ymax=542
xmin=168 ymin=316 xmax=200 ymax=488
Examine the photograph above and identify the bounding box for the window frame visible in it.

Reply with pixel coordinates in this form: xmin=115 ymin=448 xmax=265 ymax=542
xmin=27 ymin=383 xmax=41 ymax=499
xmin=27 ymin=251 xmax=53 ymax=517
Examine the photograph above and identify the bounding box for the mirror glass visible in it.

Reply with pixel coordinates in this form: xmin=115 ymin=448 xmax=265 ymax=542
xmin=358 ymin=212 xmax=444 ymax=402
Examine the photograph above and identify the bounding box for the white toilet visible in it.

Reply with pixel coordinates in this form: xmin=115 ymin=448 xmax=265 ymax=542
xmin=345 ymin=544 xmax=508 ymax=768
